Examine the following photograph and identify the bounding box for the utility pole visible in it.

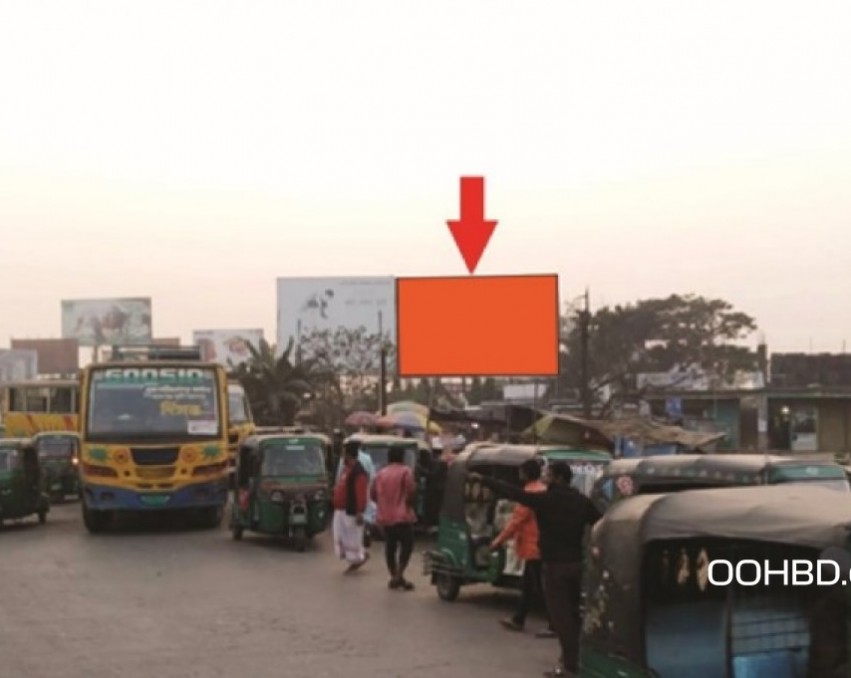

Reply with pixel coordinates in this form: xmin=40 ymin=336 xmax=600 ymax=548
xmin=580 ymin=288 xmax=591 ymax=418
xmin=378 ymin=344 xmax=387 ymax=415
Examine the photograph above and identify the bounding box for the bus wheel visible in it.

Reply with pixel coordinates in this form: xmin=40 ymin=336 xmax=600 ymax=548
xmin=201 ymin=506 xmax=224 ymax=529
xmin=82 ymin=506 xmax=111 ymax=534
xmin=436 ymin=574 xmax=461 ymax=602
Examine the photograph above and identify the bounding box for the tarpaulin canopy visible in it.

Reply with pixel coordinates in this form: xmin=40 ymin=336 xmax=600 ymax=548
xmin=522 ymin=412 xmax=725 ymax=450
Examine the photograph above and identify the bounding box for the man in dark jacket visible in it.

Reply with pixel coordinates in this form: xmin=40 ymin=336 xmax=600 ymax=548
xmin=470 ymin=462 xmax=601 ymax=678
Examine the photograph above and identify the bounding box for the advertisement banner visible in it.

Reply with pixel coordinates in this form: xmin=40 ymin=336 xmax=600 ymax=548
xmin=0 ymin=349 xmax=38 ymax=382
xmin=192 ymin=329 xmax=264 ymax=367
xmin=61 ymin=297 xmax=152 ymax=346
xmin=11 ymin=338 xmax=78 ymax=374
xmin=276 ymin=277 xmax=395 ymax=370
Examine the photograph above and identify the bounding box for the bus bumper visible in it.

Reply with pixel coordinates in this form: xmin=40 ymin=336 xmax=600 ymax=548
xmin=81 ymin=479 xmax=228 ymax=511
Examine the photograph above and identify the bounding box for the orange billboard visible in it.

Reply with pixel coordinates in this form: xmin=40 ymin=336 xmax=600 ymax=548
xmin=396 ymin=274 xmax=559 ymax=377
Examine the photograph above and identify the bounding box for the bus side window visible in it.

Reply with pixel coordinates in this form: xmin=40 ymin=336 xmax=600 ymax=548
xmin=50 ymin=388 xmax=74 ymax=414
xmin=9 ymin=388 xmax=26 ymax=412
xmin=26 ymin=388 xmax=48 ymax=412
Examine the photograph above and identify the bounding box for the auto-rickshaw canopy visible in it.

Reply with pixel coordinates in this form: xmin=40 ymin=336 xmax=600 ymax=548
xmin=440 ymin=444 xmax=542 ymax=523
xmin=584 ymin=484 xmax=851 ymax=667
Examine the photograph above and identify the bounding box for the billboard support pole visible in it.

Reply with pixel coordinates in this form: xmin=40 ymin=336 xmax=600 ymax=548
xmin=379 ymin=346 xmax=387 ymax=416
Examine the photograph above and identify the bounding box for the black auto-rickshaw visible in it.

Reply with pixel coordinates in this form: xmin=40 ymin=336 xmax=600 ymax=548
xmin=581 ymin=484 xmax=851 ymax=676
xmin=591 ymin=453 xmax=850 ymax=512
xmin=0 ymin=438 xmax=50 ymax=526
xmin=32 ymin=431 xmax=80 ymax=502
xmin=230 ymin=433 xmax=331 ymax=551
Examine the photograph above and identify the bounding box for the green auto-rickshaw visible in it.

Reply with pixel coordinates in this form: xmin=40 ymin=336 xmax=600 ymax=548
xmin=581 ymin=483 xmax=851 ymax=676
xmin=231 ymin=433 xmax=332 ymax=551
xmin=423 ymin=444 xmax=610 ymax=602
xmin=590 ymin=453 xmax=850 ymax=513
xmin=0 ymin=438 xmax=50 ymax=526
xmin=33 ymin=431 xmax=80 ymax=502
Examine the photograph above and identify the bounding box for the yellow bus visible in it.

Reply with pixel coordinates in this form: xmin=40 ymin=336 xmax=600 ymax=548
xmin=78 ymin=346 xmax=230 ymax=533
xmin=1 ymin=379 xmax=79 ymax=437
xmin=227 ymin=380 xmax=255 ymax=482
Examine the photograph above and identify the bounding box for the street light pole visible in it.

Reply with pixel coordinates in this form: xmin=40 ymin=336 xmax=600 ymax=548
xmin=580 ymin=288 xmax=591 ymax=418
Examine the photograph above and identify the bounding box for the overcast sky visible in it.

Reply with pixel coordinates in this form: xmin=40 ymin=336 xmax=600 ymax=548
xmin=2 ymin=1 xmax=849 ymax=354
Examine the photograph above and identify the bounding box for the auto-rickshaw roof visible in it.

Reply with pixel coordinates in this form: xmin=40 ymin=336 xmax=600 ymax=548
xmin=242 ymin=433 xmax=331 ymax=448
xmin=32 ymin=431 xmax=80 ymax=440
xmin=598 ymin=453 xmax=844 ymax=478
xmin=0 ymin=437 xmax=34 ymax=448
xmin=440 ymin=445 xmax=542 ymax=521
xmin=538 ymin=446 xmax=611 ymax=461
xmin=344 ymin=433 xmax=420 ymax=446
xmin=599 ymin=484 xmax=851 ymax=551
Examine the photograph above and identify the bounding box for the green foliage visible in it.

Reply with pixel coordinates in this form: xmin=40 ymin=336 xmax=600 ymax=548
xmin=230 ymin=337 xmax=321 ymax=426
xmin=559 ymin=294 xmax=759 ymax=415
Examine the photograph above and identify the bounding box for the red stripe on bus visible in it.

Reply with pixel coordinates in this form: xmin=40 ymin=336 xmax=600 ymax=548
xmin=64 ymin=415 xmax=74 ymax=430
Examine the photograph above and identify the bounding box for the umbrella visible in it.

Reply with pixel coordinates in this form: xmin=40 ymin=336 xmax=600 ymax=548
xmin=377 ymin=410 xmax=442 ymax=433
xmin=386 ymin=401 xmax=430 ymax=418
xmin=345 ymin=411 xmax=379 ymax=427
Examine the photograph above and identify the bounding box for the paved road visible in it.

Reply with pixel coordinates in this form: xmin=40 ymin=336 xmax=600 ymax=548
xmin=0 ymin=502 xmax=555 ymax=678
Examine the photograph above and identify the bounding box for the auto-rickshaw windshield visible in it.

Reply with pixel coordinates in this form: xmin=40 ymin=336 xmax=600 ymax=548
xmin=363 ymin=445 xmax=417 ymax=472
xmin=261 ymin=443 xmax=325 ymax=476
xmin=0 ymin=448 xmax=15 ymax=471
xmin=36 ymin=439 xmax=76 ymax=459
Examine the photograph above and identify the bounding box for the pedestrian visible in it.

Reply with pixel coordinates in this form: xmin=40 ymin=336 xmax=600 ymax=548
xmin=371 ymin=445 xmax=417 ymax=590
xmin=336 ymin=441 xmax=376 ymax=545
xmin=489 ymin=458 xmax=553 ymax=635
xmin=332 ymin=444 xmax=370 ymax=573
xmin=470 ymin=462 xmax=601 ymax=678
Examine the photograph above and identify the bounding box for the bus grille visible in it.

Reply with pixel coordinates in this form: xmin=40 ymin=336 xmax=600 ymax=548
xmin=131 ymin=448 xmax=179 ymax=466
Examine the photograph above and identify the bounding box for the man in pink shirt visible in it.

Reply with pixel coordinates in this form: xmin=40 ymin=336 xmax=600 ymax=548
xmin=371 ymin=445 xmax=417 ymax=591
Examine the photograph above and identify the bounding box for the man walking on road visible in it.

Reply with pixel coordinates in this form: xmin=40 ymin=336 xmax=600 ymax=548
xmin=371 ymin=445 xmax=417 ymax=590
xmin=471 ymin=462 xmax=601 ymax=678
xmin=332 ymin=444 xmax=370 ymax=573
xmin=489 ymin=458 xmax=551 ymax=634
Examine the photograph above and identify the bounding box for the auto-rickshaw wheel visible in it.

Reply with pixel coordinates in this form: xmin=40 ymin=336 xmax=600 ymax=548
xmin=436 ymin=574 xmax=461 ymax=602
xmin=38 ymin=510 xmax=47 ymax=524
xmin=293 ymin=527 xmax=307 ymax=552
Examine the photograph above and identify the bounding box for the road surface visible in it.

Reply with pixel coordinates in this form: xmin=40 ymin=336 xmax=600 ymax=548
xmin=0 ymin=502 xmax=555 ymax=678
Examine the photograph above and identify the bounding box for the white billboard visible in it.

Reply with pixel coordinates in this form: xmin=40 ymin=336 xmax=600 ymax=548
xmin=276 ymin=277 xmax=395 ymax=369
xmin=192 ymin=329 xmax=264 ymax=367
xmin=0 ymin=350 xmax=38 ymax=382
xmin=61 ymin=297 xmax=152 ymax=346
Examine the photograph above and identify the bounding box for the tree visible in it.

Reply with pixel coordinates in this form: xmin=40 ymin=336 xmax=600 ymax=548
xmin=231 ymin=338 xmax=320 ymax=426
xmin=467 ymin=377 xmax=484 ymax=405
xmin=559 ymin=294 xmax=758 ymax=417
xmin=298 ymin=326 xmax=394 ymax=414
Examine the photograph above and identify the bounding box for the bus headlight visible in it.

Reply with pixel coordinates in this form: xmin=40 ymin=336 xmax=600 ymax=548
xmin=111 ymin=447 xmax=130 ymax=465
xmin=181 ymin=446 xmax=201 ymax=464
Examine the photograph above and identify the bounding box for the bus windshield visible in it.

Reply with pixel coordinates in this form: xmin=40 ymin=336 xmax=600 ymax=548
xmin=261 ymin=441 xmax=325 ymax=476
xmin=228 ymin=387 xmax=249 ymax=424
xmin=86 ymin=366 xmax=221 ymax=440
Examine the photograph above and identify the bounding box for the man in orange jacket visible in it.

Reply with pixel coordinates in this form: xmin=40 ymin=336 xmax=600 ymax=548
xmin=490 ymin=458 xmax=551 ymax=633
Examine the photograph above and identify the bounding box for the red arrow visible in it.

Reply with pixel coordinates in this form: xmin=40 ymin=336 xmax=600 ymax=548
xmin=447 ymin=176 xmax=498 ymax=274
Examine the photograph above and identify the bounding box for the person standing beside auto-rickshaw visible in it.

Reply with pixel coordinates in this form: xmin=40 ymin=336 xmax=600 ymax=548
xmin=332 ymin=445 xmax=370 ymax=573
xmin=471 ymin=462 xmax=600 ymax=678
xmin=371 ymin=445 xmax=417 ymax=591
xmin=489 ymin=458 xmax=552 ymax=635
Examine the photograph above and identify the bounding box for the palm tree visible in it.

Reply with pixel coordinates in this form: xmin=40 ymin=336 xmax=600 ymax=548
xmin=231 ymin=338 xmax=321 ymax=426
